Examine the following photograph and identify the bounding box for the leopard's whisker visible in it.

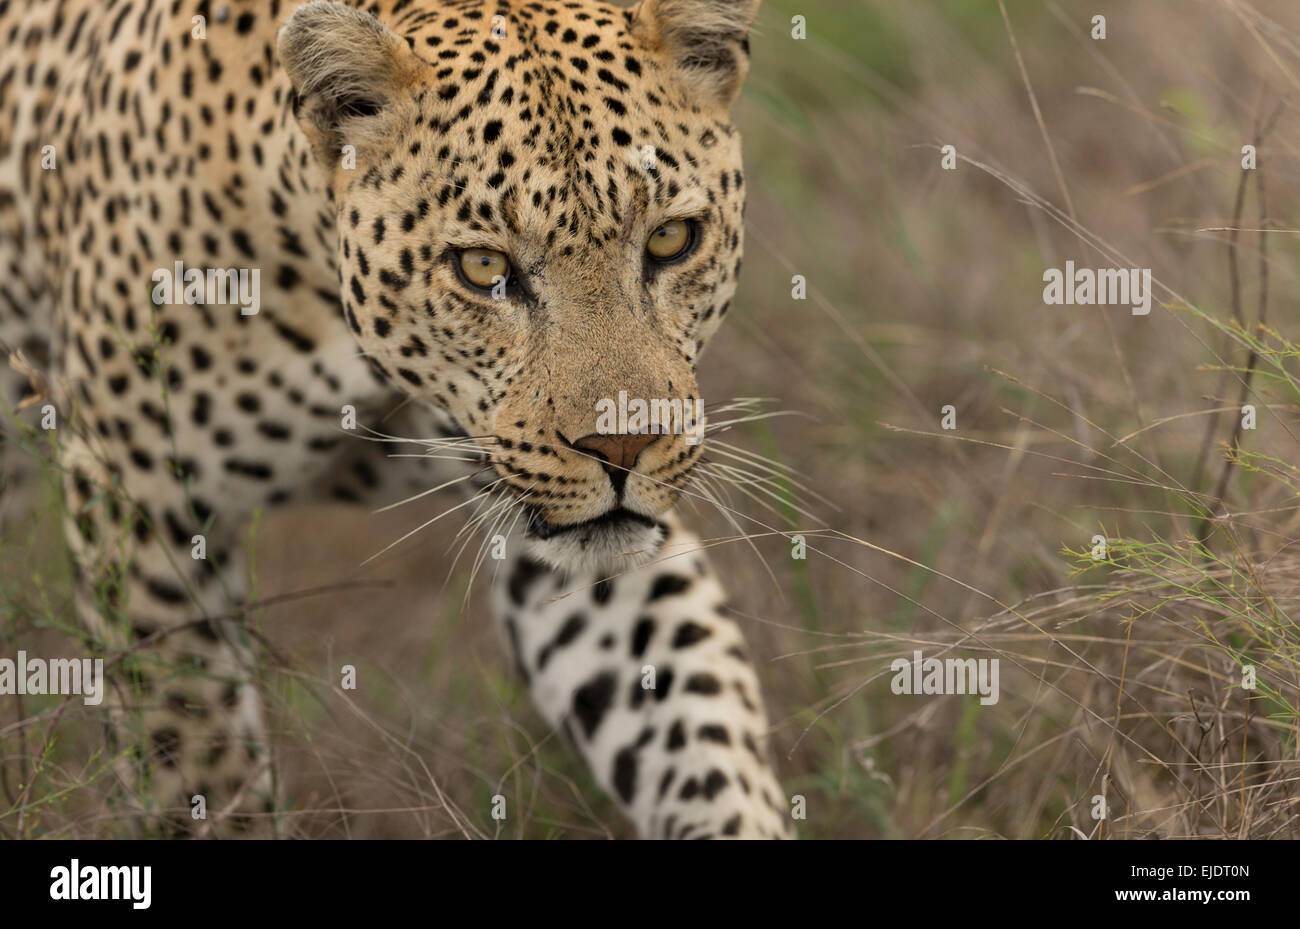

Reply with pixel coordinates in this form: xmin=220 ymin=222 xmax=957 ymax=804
xmin=444 ymin=491 xmax=504 ymax=586
xmin=467 ymin=492 xmax=532 ymax=598
xmin=362 ymin=476 xmax=508 ymax=566
xmin=455 ymin=484 xmax=518 ymax=546
xmin=691 ymin=469 xmax=734 ymax=511
xmin=703 ymin=396 xmax=775 ymax=414
xmin=709 ymin=438 xmax=803 ymax=478
xmin=441 ymin=495 xmax=499 ymax=584
xmin=692 ymin=478 xmax=782 ymax=593
xmin=352 ymin=423 xmax=498 ymax=449
xmin=705 ymin=441 xmax=840 ymax=511
xmin=383 ymin=452 xmax=490 ymax=462
xmin=371 ymin=467 xmax=493 ymax=515
xmin=445 ymin=486 xmax=526 ymax=592
xmin=705 ymin=410 xmax=813 ymax=432
xmin=700 ymin=463 xmax=823 ymax=526
xmin=493 ymin=494 xmax=532 ymax=585
xmin=703 ymin=458 xmax=830 ymax=515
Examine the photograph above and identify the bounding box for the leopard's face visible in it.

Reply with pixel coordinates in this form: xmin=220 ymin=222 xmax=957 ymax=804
xmin=281 ymin=0 xmax=757 ymax=571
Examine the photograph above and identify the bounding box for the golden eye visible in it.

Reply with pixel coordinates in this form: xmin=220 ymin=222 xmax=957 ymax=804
xmin=458 ymin=248 xmax=510 ymax=290
xmin=646 ymin=219 xmax=693 ymax=261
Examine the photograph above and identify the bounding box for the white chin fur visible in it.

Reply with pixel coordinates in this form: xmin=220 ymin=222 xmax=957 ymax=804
xmin=523 ymin=520 xmax=666 ymax=575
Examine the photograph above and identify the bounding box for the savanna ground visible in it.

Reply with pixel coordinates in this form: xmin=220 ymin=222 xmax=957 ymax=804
xmin=3 ymin=0 xmax=1300 ymax=839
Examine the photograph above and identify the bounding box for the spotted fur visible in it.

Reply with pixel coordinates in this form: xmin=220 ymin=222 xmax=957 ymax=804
xmin=0 ymin=0 xmax=787 ymax=838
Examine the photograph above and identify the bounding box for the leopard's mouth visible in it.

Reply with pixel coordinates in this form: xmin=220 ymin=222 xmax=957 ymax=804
xmin=520 ymin=504 xmax=667 ymax=572
xmin=524 ymin=505 xmax=657 ymax=540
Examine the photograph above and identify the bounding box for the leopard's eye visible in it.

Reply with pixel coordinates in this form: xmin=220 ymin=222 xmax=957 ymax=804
xmin=458 ymin=248 xmax=510 ymax=290
xmin=646 ymin=219 xmax=694 ymax=261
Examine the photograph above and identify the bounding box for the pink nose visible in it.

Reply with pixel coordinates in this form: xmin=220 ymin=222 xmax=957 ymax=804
xmin=571 ymin=432 xmax=658 ymax=471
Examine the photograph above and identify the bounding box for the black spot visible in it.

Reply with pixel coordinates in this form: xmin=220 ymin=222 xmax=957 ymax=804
xmin=657 ymin=768 xmax=677 ymax=802
xmin=666 ymin=719 xmax=686 ymax=750
xmin=163 ymin=510 xmax=191 ymax=547
xmin=654 ymin=667 xmax=675 ymax=702
xmin=671 ymin=620 xmax=711 ymax=648
xmin=697 ymin=724 xmax=730 ymax=745
xmin=572 ymin=671 xmax=616 ymax=739
xmin=145 ymin=577 xmax=186 ymax=604
xmin=536 ymin=613 xmax=586 ymax=670
xmin=188 ymin=393 xmax=211 ymax=426
xmin=257 ymin=421 xmax=291 ymax=440
xmin=223 ymin=459 xmax=273 ymax=479
xmin=592 ymin=579 xmax=613 ymax=604
xmin=630 ymin=616 xmax=654 ymax=657
xmin=194 ymin=618 xmax=221 ymax=642
xmin=508 ymin=556 xmax=547 ymax=605
xmin=203 ymin=732 xmax=229 ymax=766
xmin=596 ymin=68 xmax=628 ymax=92
xmin=702 ymin=769 xmax=728 ymax=800
xmin=612 ymin=746 xmax=638 ymax=803
xmin=164 ymin=692 xmax=209 ymax=719
xmin=150 ymin=727 xmax=182 ymax=767
xmin=684 ymin=672 xmax=721 ymax=695
xmin=649 ymin=574 xmax=691 ymax=601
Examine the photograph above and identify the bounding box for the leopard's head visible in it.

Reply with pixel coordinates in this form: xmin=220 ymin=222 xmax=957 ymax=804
xmin=280 ymin=0 xmax=758 ymax=571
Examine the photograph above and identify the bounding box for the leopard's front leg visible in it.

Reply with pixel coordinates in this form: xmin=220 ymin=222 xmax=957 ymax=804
xmin=490 ymin=516 xmax=793 ymax=839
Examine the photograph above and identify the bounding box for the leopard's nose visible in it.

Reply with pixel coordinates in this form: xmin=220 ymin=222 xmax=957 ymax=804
xmin=572 ymin=431 xmax=655 ymax=472
xmin=570 ymin=432 xmax=658 ymax=493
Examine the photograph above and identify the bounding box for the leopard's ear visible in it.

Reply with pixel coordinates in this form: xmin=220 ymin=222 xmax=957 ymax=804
xmin=278 ymin=0 xmax=423 ymax=167
xmin=632 ymin=0 xmax=760 ymax=109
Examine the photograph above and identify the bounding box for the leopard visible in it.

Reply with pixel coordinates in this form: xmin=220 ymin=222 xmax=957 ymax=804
xmin=0 ymin=0 xmax=793 ymax=839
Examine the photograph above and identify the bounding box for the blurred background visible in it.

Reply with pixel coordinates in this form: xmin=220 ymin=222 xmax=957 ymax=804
xmin=4 ymin=0 xmax=1300 ymax=838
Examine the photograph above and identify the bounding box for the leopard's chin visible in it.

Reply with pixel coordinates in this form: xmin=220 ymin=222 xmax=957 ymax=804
xmin=522 ymin=506 xmax=667 ymax=575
